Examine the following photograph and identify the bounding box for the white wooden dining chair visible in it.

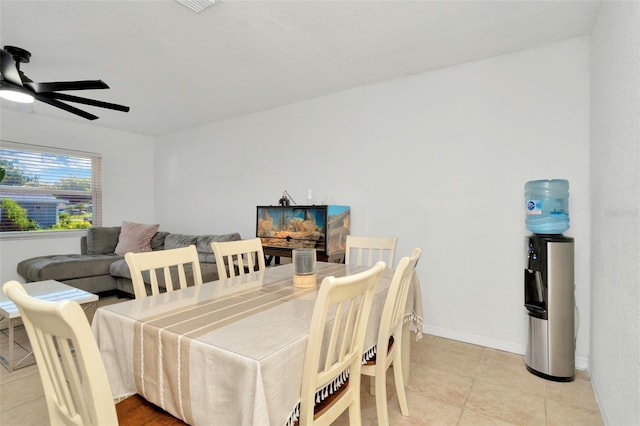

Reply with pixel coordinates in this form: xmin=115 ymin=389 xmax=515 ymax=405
xmin=361 ymin=248 xmax=422 ymax=426
xmin=344 ymin=235 xmax=398 ymax=268
xmin=211 ymin=237 xmax=266 ymax=279
xmin=125 ymin=245 xmax=203 ymax=299
xmin=299 ymin=261 xmax=385 ymax=426
xmin=1 ymin=280 xmax=185 ymax=426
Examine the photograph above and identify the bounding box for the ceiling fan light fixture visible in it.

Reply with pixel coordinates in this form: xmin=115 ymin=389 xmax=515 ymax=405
xmin=176 ymin=0 xmax=215 ymax=14
xmin=0 ymin=84 xmax=34 ymax=104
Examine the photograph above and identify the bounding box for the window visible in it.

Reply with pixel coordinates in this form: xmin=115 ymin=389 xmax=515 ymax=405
xmin=0 ymin=141 xmax=102 ymax=233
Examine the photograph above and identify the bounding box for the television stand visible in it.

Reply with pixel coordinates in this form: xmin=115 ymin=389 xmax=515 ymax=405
xmin=263 ymin=247 xmax=345 ymax=265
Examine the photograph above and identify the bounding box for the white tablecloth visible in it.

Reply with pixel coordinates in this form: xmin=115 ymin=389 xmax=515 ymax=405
xmin=92 ymin=262 xmax=422 ymax=426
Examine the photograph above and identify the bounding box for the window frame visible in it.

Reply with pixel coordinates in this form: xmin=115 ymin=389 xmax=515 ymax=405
xmin=0 ymin=140 xmax=102 ymax=238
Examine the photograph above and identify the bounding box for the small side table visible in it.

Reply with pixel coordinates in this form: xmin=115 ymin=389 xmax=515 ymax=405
xmin=0 ymin=280 xmax=99 ymax=372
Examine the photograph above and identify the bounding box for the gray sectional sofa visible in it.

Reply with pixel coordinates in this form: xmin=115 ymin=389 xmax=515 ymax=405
xmin=17 ymin=226 xmax=241 ymax=298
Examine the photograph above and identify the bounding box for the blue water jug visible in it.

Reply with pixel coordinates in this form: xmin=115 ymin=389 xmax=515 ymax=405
xmin=525 ymin=179 xmax=570 ymax=234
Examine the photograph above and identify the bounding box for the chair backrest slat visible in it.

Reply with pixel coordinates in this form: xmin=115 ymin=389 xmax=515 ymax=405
xmin=211 ymin=238 xmax=266 ymax=279
xmin=345 ymin=235 xmax=398 ymax=268
xmin=125 ymin=245 xmax=203 ymax=299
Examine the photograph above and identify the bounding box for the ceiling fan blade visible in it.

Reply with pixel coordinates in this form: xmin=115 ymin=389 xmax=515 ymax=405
xmin=35 ymin=93 xmax=99 ymax=120
xmin=28 ymin=80 xmax=109 ymax=93
xmin=46 ymin=92 xmax=130 ymax=112
xmin=0 ymin=49 xmax=23 ymax=86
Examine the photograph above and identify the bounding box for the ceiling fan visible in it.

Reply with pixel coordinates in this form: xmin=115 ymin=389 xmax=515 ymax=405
xmin=0 ymin=45 xmax=130 ymax=120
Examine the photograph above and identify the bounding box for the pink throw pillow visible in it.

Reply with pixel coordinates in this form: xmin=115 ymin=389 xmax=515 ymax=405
xmin=114 ymin=221 xmax=160 ymax=255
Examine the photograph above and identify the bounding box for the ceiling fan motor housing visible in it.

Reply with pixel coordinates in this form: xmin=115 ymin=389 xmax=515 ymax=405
xmin=4 ymin=46 xmax=31 ymax=64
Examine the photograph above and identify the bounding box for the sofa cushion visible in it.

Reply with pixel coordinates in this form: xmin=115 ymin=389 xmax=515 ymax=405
xmin=114 ymin=263 xmax=219 ymax=295
xmin=109 ymin=259 xmax=133 ymax=279
xmin=109 ymin=259 xmax=219 ymax=286
xmin=164 ymin=233 xmax=198 ymax=250
xmin=18 ymin=254 xmax=123 ymax=282
xmin=62 ymin=275 xmax=118 ymax=295
xmin=86 ymin=226 xmax=121 ymax=254
xmin=196 ymin=233 xmax=242 ymax=263
xmin=114 ymin=221 xmax=160 ymax=255
xmin=200 ymin=263 xmax=220 ymax=282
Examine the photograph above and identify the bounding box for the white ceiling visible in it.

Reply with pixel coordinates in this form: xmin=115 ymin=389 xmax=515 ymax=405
xmin=0 ymin=0 xmax=601 ymax=137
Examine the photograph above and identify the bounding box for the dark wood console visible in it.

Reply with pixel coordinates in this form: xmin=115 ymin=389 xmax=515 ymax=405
xmin=264 ymin=247 xmax=345 ymax=266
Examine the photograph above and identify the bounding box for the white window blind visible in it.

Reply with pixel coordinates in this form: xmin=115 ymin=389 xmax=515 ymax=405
xmin=0 ymin=141 xmax=102 ymax=233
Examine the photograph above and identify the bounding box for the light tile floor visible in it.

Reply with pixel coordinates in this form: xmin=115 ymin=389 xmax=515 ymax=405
xmin=334 ymin=334 xmax=603 ymax=426
xmin=0 ymin=300 xmax=603 ymax=426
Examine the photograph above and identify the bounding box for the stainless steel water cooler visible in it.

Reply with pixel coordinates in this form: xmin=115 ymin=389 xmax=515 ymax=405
xmin=524 ymin=234 xmax=575 ymax=381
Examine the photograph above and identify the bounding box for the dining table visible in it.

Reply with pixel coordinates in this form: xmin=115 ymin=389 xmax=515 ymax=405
xmin=92 ymin=261 xmax=423 ymax=426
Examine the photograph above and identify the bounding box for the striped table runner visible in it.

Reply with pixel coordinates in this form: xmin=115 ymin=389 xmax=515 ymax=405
xmin=132 ymin=263 xmax=348 ymax=423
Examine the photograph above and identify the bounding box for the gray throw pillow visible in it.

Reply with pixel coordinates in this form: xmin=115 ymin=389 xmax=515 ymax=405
xmin=150 ymin=231 xmax=170 ymax=251
xmin=164 ymin=234 xmax=198 ymax=250
xmin=86 ymin=227 xmax=121 ymax=254
xmin=196 ymin=233 xmax=242 ymax=263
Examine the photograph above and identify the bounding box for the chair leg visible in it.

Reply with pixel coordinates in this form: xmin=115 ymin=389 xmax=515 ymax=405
xmin=393 ymin=354 xmax=409 ymax=416
xmin=374 ymin=366 xmax=390 ymax=426
xmin=348 ymin=396 xmax=363 ymax=426
xmin=402 ymin=323 xmax=411 ymax=383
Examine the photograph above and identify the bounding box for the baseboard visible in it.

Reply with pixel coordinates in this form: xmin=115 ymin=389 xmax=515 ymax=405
xmin=422 ymin=324 xmax=589 ymax=372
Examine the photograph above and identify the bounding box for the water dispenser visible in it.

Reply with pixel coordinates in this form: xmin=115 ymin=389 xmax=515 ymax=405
xmin=524 ymin=234 xmax=575 ymax=381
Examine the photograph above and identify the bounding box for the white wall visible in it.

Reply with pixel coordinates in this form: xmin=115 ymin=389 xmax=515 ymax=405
xmin=0 ymin=109 xmax=156 ymax=283
xmin=155 ymin=37 xmax=591 ymax=362
xmin=589 ymin=1 xmax=640 ymax=425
